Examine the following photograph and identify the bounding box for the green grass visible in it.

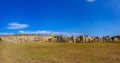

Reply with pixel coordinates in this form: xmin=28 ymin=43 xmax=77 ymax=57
xmin=0 ymin=42 xmax=120 ymax=63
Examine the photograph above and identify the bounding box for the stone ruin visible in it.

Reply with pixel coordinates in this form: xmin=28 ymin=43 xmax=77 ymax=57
xmin=0 ymin=35 xmax=120 ymax=44
xmin=0 ymin=36 xmax=53 ymax=44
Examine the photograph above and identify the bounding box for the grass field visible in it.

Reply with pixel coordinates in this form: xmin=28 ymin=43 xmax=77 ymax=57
xmin=0 ymin=42 xmax=120 ymax=63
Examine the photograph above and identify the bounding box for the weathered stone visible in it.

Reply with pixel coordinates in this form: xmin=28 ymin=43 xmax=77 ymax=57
xmin=0 ymin=36 xmax=53 ymax=44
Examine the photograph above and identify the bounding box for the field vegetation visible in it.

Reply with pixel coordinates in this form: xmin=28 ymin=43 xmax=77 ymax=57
xmin=0 ymin=42 xmax=120 ymax=63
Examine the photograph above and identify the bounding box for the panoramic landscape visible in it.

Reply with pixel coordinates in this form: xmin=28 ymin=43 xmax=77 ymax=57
xmin=0 ymin=0 xmax=120 ymax=63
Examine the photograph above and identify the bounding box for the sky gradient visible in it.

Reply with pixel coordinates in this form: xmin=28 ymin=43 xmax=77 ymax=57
xmin=0 ymin=0 xmax=120 ymax=36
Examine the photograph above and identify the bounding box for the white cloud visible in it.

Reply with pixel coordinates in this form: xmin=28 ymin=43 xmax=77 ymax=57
xmin=19 ymin=30 xmax=51 ymax=34
xmin=19 ymin=30 xmax=79 ymax=36
xmin=86 ymin=0 xmax=96 ymax=2
xmin=7 ymin=22 xmax=29 ymax=29
xmin=0 ymin=32 xmax=14 ymax=35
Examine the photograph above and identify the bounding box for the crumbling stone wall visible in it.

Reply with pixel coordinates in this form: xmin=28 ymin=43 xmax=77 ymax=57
xmin=0 ymin=36 xmax=52 ymax=44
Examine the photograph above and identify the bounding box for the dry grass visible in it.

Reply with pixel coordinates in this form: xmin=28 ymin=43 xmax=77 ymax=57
xmin=0 ymin=42 xmax=120 ymax=63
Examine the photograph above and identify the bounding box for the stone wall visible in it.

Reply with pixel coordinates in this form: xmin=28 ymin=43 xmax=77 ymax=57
xmin=0 ymin=36 xmax=53 ymax=44
xmin=0 ymin=35 xmax=120 ymax=44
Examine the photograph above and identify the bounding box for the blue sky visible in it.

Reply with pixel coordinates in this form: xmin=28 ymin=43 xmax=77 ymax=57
xmin=0 ymin=0 xmax=120 ymax=36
